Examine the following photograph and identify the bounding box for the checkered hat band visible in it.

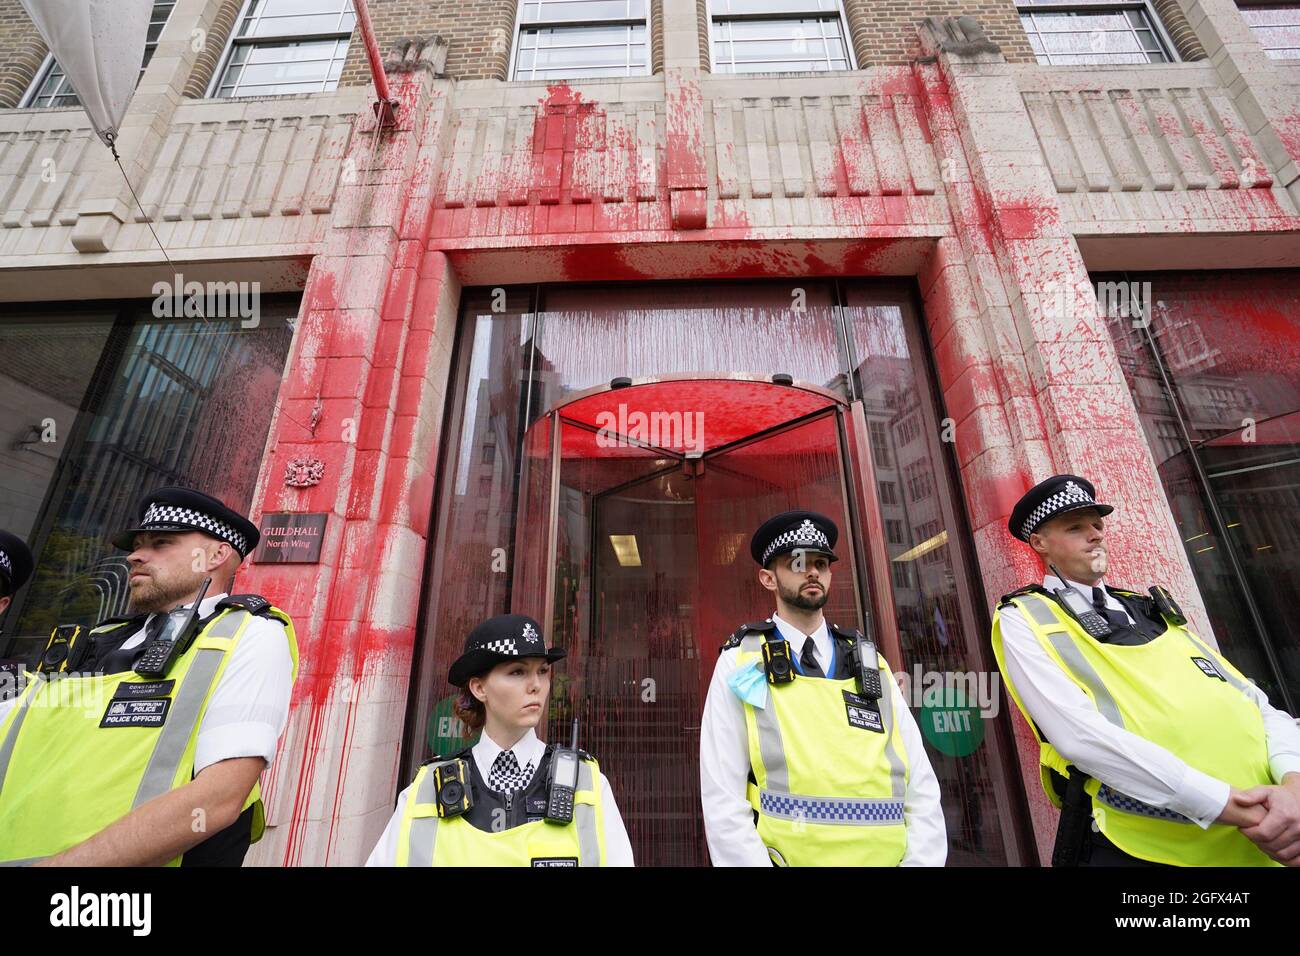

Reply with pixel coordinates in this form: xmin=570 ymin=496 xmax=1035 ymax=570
xmin=1021 ymin=484 xmax=1097 ymax=539
xmin=141 ymin=503 xmax=248 ymax=555
xmin=0 ymin=551 xmax=10 ymax=577
xmin=1096 ymin=784 xmax=1193 ymax=824
xmin=758 ymin=789 xmax=905 ymax=826
xmin=483 ymin=637 xmax=519 ymax=655
xmin=762 ymin=523 xmax=832 ymax=566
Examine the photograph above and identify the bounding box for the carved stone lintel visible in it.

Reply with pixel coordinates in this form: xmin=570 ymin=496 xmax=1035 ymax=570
xmin=919 ymin=16 xmax=1004 ymax=60
xmin=385 ymin=36 xmax=450 ymax=77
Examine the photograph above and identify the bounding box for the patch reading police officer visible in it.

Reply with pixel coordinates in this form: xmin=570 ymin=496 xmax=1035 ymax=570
xmin=112 ymin=679 xmax=176 ymax=701
xmin=1191 ymin=657 xmax=1227 ymax=681
xmin=100 ymin=697 xmax=171 ymax=728
xmin=531 ymin=856 xmax=579 ymax=867
xmin=843 ymin=689 xmax=884 ymax=733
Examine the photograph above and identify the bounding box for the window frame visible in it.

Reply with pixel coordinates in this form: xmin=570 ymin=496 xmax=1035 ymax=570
xmin=206 ymin=0 xmax=357 ymax=100
xmin=705 ymin=0 xmax=858 ymax=75
xmin=508 ymin=0 xmax=653 ymax=82
xmin=1016 ymin=0 xmax=1180 ymax=66
xmin=20 ymin=0 xmax=177 ymax=109
xmin=1237 ymin=2 xmax=1300 ymax=58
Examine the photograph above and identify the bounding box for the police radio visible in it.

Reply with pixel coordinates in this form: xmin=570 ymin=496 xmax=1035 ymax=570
xmin=134 ymin=577 xmax=212 ymax=679
xmin=1049 ymin=565 xmax=1112 ymax=639
xmin=850 ymin=633 xmax=883 ymax=701
xmin=545 ymin=719 xmax=581 ymax=824
xmin=433 ymin=758 xmax=474 ymax=817
xmin=37 ymin=624 xmax=92 ymax=674
xmin=761 ymin=639 xmax=796 ymax=685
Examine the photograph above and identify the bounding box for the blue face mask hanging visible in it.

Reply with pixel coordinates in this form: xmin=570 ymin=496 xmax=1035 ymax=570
xmin=727 ymin=657 xmax=769 ymax=709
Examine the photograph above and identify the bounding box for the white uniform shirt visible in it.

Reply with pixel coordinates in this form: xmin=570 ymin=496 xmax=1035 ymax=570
xmin=998 ymin=574 xmax=1300 ymax=827
xmin=699 ymin=612 xmax=949 ymax=866
xmin=0 ymin=591 xmax=294 ymax=774
xmin=365 ymin=727 xmax=636 ymax=866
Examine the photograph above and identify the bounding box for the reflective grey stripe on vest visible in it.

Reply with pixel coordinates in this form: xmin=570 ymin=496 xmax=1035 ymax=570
xmin=1018 ymin=594 xmax=1126 ymax=729
xmin=403 ymin=760 xmax=603 ymax=866
xmin=740 ymin=634 xmax=789 ymax=791
xmin=875 ymin=666 xmax=907 ymax=800
xmin=0 ymin=856 xmax=44 ymax=866
xmin=1181 ymin=630 xmax=1255 ymax=698
xmin=575 ymin=760 xmax=600 ymax=867
xmin=0 ymin=673 xmax=45 ymax=796
xmin=758 ymin=789 xmax=905 ymax=827
xmin=405 ymin=764 xmax=443 ymax=867
xmin=132 ymin=610 xmax=251 ymax=808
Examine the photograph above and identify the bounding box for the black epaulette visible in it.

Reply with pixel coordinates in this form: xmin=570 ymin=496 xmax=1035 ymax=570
xmin=217 ymin=594 xmax=275 ymax=617
xmin=997 ymin=584 xmax=1049 ymax=608
xmin=91 ymin=613 xmax=146 ymax=632
xmin=828 ymin=623 xmax=864 ymax=644
xmin=720 ymin=619 xmax=776 ymax=653
xmin=423 ymin=746 xmax=473 ymax=766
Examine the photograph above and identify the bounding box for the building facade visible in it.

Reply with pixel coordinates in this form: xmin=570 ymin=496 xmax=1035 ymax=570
xmin=0 ymin=0 xmax=1297 ymax=865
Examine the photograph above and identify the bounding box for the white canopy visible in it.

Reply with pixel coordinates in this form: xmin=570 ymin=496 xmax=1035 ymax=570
xmin=20 ymin=0 xmax=155 ymax=149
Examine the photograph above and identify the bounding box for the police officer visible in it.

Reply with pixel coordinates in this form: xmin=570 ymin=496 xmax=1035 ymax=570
xmin=0 ymin=530 xmax=34 ymax=622
xmin=992 ymin=474 xmax=1300 ymax=867
xmin=700 ymin=510 xmax=947 ymax=866
xmin=0 ymin=486 xmax=298 ymax=866
xmin=367 ymin=613 xmax=634 ymax=866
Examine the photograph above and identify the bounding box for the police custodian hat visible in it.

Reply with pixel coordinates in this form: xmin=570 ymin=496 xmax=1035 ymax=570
xmin=750 ymin=510 xmax=840 ymax=567
xmin=112 ymin=486 xmax=260 ymax=558
xmin=448 ymin=614 xmax=567 ymax=687
xmin=1009 ymin=474 xmax=1114 ymax=543
xmin=0 ymin=530 xmax=34 ymax=593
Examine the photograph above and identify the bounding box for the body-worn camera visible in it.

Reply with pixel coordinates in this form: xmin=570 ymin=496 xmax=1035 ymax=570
xmin=37 ymin=624 xmax=91 ymax=675
xmin=1149 ymin=585 xmax=1186 ymax=626
xmin=762 ymin=638 xmax=796 ymax=685
xmin=433 ymin=758 xmax=474 ymax=818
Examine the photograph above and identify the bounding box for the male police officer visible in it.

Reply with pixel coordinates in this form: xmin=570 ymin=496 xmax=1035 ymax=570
xmin=992 ymin=474 xmax=1300 ymax=866
xmin=0 ymin=486 xmax=298 ymax=866
xmin=700 ymin=510 xmax=947 ymax=866
xmin=0 ymin=530 xmax=34 ymax=622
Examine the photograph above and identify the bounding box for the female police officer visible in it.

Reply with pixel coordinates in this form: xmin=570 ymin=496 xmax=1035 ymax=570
xmin=367 ymin=613 xmax=634 ymax=866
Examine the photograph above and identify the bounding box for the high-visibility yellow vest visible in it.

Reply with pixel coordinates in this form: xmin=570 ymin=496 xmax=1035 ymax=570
xmin=992 ymin=589 xmax=1279 ymax=867
xmin=0 ymin=605 xmax=299 ymax=866
xmin=395 ymin=756 xmax=607 ymax=866
xmin=735 ymin=632 xmax=911 ymax=866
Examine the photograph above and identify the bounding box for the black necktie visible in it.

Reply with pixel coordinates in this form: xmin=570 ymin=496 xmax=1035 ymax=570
xmin=799 ymin=636 xmax=824 ymax=678
xmin=1092 ymin=588 xmax=1130 ymax=631
xmin=94 ymin=615 xmax=165 ymax=675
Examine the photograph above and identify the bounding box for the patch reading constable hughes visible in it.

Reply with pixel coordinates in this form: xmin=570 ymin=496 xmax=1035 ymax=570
xmin=0 ymin=530 xmax=35 ymax=596
xmin=1007 ymin=474 xmax=1113 ymax=543
xmin=111 ymin=486 xmax=261 ymax=558
xmin=750 ymin=510 xmax=840 ymax=567
xmin=448 ymin=613 xmax=568 ymax=687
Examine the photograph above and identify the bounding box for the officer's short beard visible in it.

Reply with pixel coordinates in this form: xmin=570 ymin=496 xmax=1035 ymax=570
xmin=129 ymin=568 xmax=202 ymax=615
xmin=778 ymin=579 xmax=829 ymax=611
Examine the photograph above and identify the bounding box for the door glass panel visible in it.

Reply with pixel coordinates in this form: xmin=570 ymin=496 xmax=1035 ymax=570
xmin=842 ymin=285 xmax=1018 ymax=865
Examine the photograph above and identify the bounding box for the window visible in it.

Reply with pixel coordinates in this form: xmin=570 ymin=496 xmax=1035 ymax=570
xmin=1018 ymin=0 xmax=1175 ymax=65
xmin=892 ymin=561 xmax=911 ymax=589
xmin=896 ymin=414 xmax=921 ymax=447
xmin=904 ymin=459 xmax=934 ymax=502
xmin=886 ymin=519 xmax=904 ymax=545
xmin=211 ymin=0 xmax=355 ymax=99
xmin=482 ymin=444 xmax=496 ymax=466
xmin=22 ymin=2 xmax=176 ymax=109
xmin=512 ymin=0 xmax=650 ymax=81
xmin=868 ymin=419 xmax=892 ymax=467
xmin=709 ymin=0 xmax=854 ymax=73
xmin=1240 ymin=5 xmax=1300 ymax=58
xmin=1 ymin=298 xmax=297 ymax=660
xmin=879 ymin=480 xmax=898 ymax=506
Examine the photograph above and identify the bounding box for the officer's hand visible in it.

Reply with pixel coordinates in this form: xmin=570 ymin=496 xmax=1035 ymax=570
xmin=1215 ymin=787 xmax=1268 ymax=828
xmin=1240 ymin=779 xmax=1300 ymax=866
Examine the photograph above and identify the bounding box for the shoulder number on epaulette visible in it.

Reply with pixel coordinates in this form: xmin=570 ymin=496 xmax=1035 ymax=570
xmin=217 ymin=593 xmax=274 ymax=617
xmin=998 ymin=584 xmax=1047 ymax=608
